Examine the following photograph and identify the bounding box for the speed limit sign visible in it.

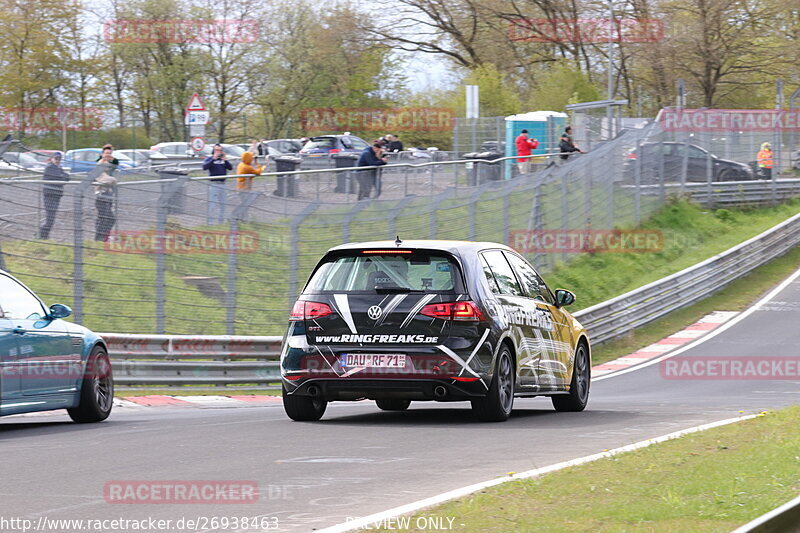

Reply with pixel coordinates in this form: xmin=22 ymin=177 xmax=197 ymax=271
xmin=190 ymin=137 xmax=206 ymax=152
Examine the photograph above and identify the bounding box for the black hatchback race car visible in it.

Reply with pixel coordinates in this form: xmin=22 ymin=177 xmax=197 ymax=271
xmin=280 ymin=240 xmax=591 ymax=422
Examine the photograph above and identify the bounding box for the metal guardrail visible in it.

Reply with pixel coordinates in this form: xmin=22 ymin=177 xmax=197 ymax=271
xmin=730 ymin=493 xmax=800 ymax=533
xmin=629 ymin=178 xmax=800 ymax=207
xmin=101 ymin=334 xmax=282 ymax=388
xmin=102 ymin=211 xmax=800 ymax=388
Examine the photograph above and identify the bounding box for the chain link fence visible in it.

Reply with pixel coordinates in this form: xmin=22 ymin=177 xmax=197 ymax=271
xmin=1 ymin=117 xmax=797 ymax=337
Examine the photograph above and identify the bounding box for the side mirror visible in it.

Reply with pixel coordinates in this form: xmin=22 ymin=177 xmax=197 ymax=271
xmin=554 ymin=289 xmax=576 ymax=307
xmin=48 ymin=303 xmax=72 ymax=319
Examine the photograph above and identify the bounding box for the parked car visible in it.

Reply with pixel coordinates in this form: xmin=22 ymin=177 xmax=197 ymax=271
xmin=149 ymin=142 xmax=243 ymax=160
xmin=238 ymin=139 xmax=305 ymax=157
xmin=266 ymin=139 xmax=304 ymax=154
xmin=1 ymin=151 xmax=49 ymax=170
xmin=624 ymin=142 xmax=754 ymax=183
xmin=220 ymin=144 xmax=245 ymax=158
xmin=116 ymin=149 xmax=168 ymax=167
xmin=0 ymin=270 xmax=113 ymax=422
xmin=298 ymin=134 xmax=371 ymax=157
xmin=280 ymin=239 xmax=590 ymax=422
xmin=150 ymin=142 xmax=211 ymax=159
xmin=63 ymin=149 xmax=136 ymax=173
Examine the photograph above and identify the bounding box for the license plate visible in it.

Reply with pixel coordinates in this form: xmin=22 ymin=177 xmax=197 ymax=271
xmin=341 ymin=354 xmax=407 ymax=368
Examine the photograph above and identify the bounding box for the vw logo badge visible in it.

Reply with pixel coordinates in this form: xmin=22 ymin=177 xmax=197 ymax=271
xmin=367 ymin=305 xmax=383 ymax=320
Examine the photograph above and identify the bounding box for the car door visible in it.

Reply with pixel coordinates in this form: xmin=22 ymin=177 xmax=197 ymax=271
xmin=503 ymin=252 xmax=572 ymax=389
xmin=0 ymin=274 xmax=79 ymax=396
xmin=0 ymin=314 xmax=20 ymax=404
xmin=479 ymin=250 xmax=537 ymax=385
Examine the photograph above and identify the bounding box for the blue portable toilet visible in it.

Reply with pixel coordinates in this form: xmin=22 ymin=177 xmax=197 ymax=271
xmin=504 ymin=111 xmax=568 ymax=178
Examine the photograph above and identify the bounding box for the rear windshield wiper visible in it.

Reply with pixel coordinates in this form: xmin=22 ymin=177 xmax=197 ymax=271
xmin=374 ymin=287 xmax=426 ymax=293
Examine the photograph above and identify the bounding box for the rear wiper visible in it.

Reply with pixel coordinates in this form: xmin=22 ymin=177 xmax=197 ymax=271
xmin=374 ymin=287 xmax=425 ymax=293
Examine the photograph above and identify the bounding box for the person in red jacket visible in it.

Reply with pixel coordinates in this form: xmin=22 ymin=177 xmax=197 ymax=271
xmin=515 ymin=129 xmax=539 ymax=174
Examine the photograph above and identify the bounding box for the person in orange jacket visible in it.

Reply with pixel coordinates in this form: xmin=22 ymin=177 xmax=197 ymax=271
xmin=757 ymin=142 xmax=773 ymax=179
xmin=236 ymin=151 xmax=263 ymax=191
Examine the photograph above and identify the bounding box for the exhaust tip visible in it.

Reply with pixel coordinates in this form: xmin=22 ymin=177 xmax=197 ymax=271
xmin=307 ymin=385 xmax=321 ymax=397
xmin=433 ymin=385 xmax=447 ymax=398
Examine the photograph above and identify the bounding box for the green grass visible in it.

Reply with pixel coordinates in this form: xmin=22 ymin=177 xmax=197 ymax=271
xmin=590 ymin=244 xmax=800 ymax=365
xmin=547 ymin=198 xmax=800 ymax=311
xmin=377 ymin=406 xmax=800 ymax=532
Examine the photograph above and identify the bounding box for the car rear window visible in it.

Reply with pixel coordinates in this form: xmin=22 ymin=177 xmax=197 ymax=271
xmin=306 ymin=251 xmax=461 ymax=293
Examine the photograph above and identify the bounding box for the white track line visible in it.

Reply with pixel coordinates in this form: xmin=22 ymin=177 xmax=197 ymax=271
xmin=317 ymin=414 xmax=758 ymax=533
xmin=594 ymin=265 xmax=800 ymax=382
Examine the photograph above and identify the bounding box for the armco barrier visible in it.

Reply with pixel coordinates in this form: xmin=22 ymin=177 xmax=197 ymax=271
xmin=730 ymin=493 xmax=800 ymax=533
xmin=631 ymin=178 xmax=800 ymax=207
xmin=101 ymin=334 xmax=283 ymax=387
xmin=102 ymin=212 xmax=800 ymax=388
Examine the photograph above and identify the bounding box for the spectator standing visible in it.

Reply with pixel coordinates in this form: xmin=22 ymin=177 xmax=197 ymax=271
xmin=757 ymin=142 xmax=773 ymax=179
xmin=558 ymin=127 xmax=582 ymax=163
xmin=386 ymin=134 xmax=404 ymax=152
xmin=514 ymin=129 xmax=539 ymax=174
xmin=203 ymin=144 xmax=233 ymax=224
xmin=236 ymin=151 xmax=262 ymax=191
xmin=356 ymin=143 xmax=387 ymax=200
xmin=39 ymin=152 xmax=69 ymax=239
xmin=94 ymin=145 xmax=118 ymax=242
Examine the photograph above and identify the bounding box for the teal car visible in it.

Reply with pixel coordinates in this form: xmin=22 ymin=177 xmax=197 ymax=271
xmin=0 ymin=270 xmax=113 ymax=422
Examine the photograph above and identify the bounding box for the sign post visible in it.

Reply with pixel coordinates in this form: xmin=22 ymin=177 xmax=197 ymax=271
xmin=185 ymin=93 xmax=209 ymax=153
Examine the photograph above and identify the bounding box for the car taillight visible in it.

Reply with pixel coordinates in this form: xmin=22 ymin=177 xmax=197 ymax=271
xmin=421 ymin=301 xmax=485 ymax=321
xmin=289 ymin=301 xmax=333 ymax=321
xmin=329 ymin=148 xmax=340 ymax=154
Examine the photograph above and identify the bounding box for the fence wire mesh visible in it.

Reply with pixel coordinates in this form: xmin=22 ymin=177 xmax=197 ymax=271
xmin=0 ymin=118 xmax=796 ymax=336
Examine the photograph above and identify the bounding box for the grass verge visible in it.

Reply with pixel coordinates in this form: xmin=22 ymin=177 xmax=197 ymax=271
xmin=590 ymin=243 xmax=800 ymax=366
xmin=376 ymin=406 xmax=800 ymax=532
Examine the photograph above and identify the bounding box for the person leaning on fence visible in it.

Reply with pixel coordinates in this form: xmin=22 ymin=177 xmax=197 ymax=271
xmin=236 ymin=151 xmax=262 ymax=191
xmin=386 ymin=134 xmax=404 ymax=152
xmin=558 ymin=126 xmax=582 ymax=163
xmin=356 ymin=142 xmax=387 ymax=201
xmin=203 ymin=144 xmax=233 ymax=225
xmin=515 ymin=129 xmax=539 ymax=174
xmin=757 ymin=142 xmax=773 ymax=179
xmin=39 ymin=152 xmax=70 ymax=240
xmin=94 ymin=145 xmax=118 ymax=242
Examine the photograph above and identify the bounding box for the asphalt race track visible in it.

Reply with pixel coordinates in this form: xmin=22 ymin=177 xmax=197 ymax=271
xmin=2 ymin=270 xmax=799 ymax=532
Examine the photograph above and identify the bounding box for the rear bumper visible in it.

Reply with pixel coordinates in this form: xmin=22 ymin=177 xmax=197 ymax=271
xmin=284 ymin=378 xmax=487 ymax=401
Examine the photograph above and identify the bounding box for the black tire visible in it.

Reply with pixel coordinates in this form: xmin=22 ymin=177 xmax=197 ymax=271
xmin=282 ymin=386 xmax=327 ymax=421
xmin=375 ymin=399 xmax=411 ymax=411
xmin=718 ymin=169 xmax=735 ymax=182
xmin=552 ymin=342 xmax=590 ymax=412
xmin=67 ymin=346 xmax=114 ymax=423
xmin=471 ymin=347 xmax=514 ymax=422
